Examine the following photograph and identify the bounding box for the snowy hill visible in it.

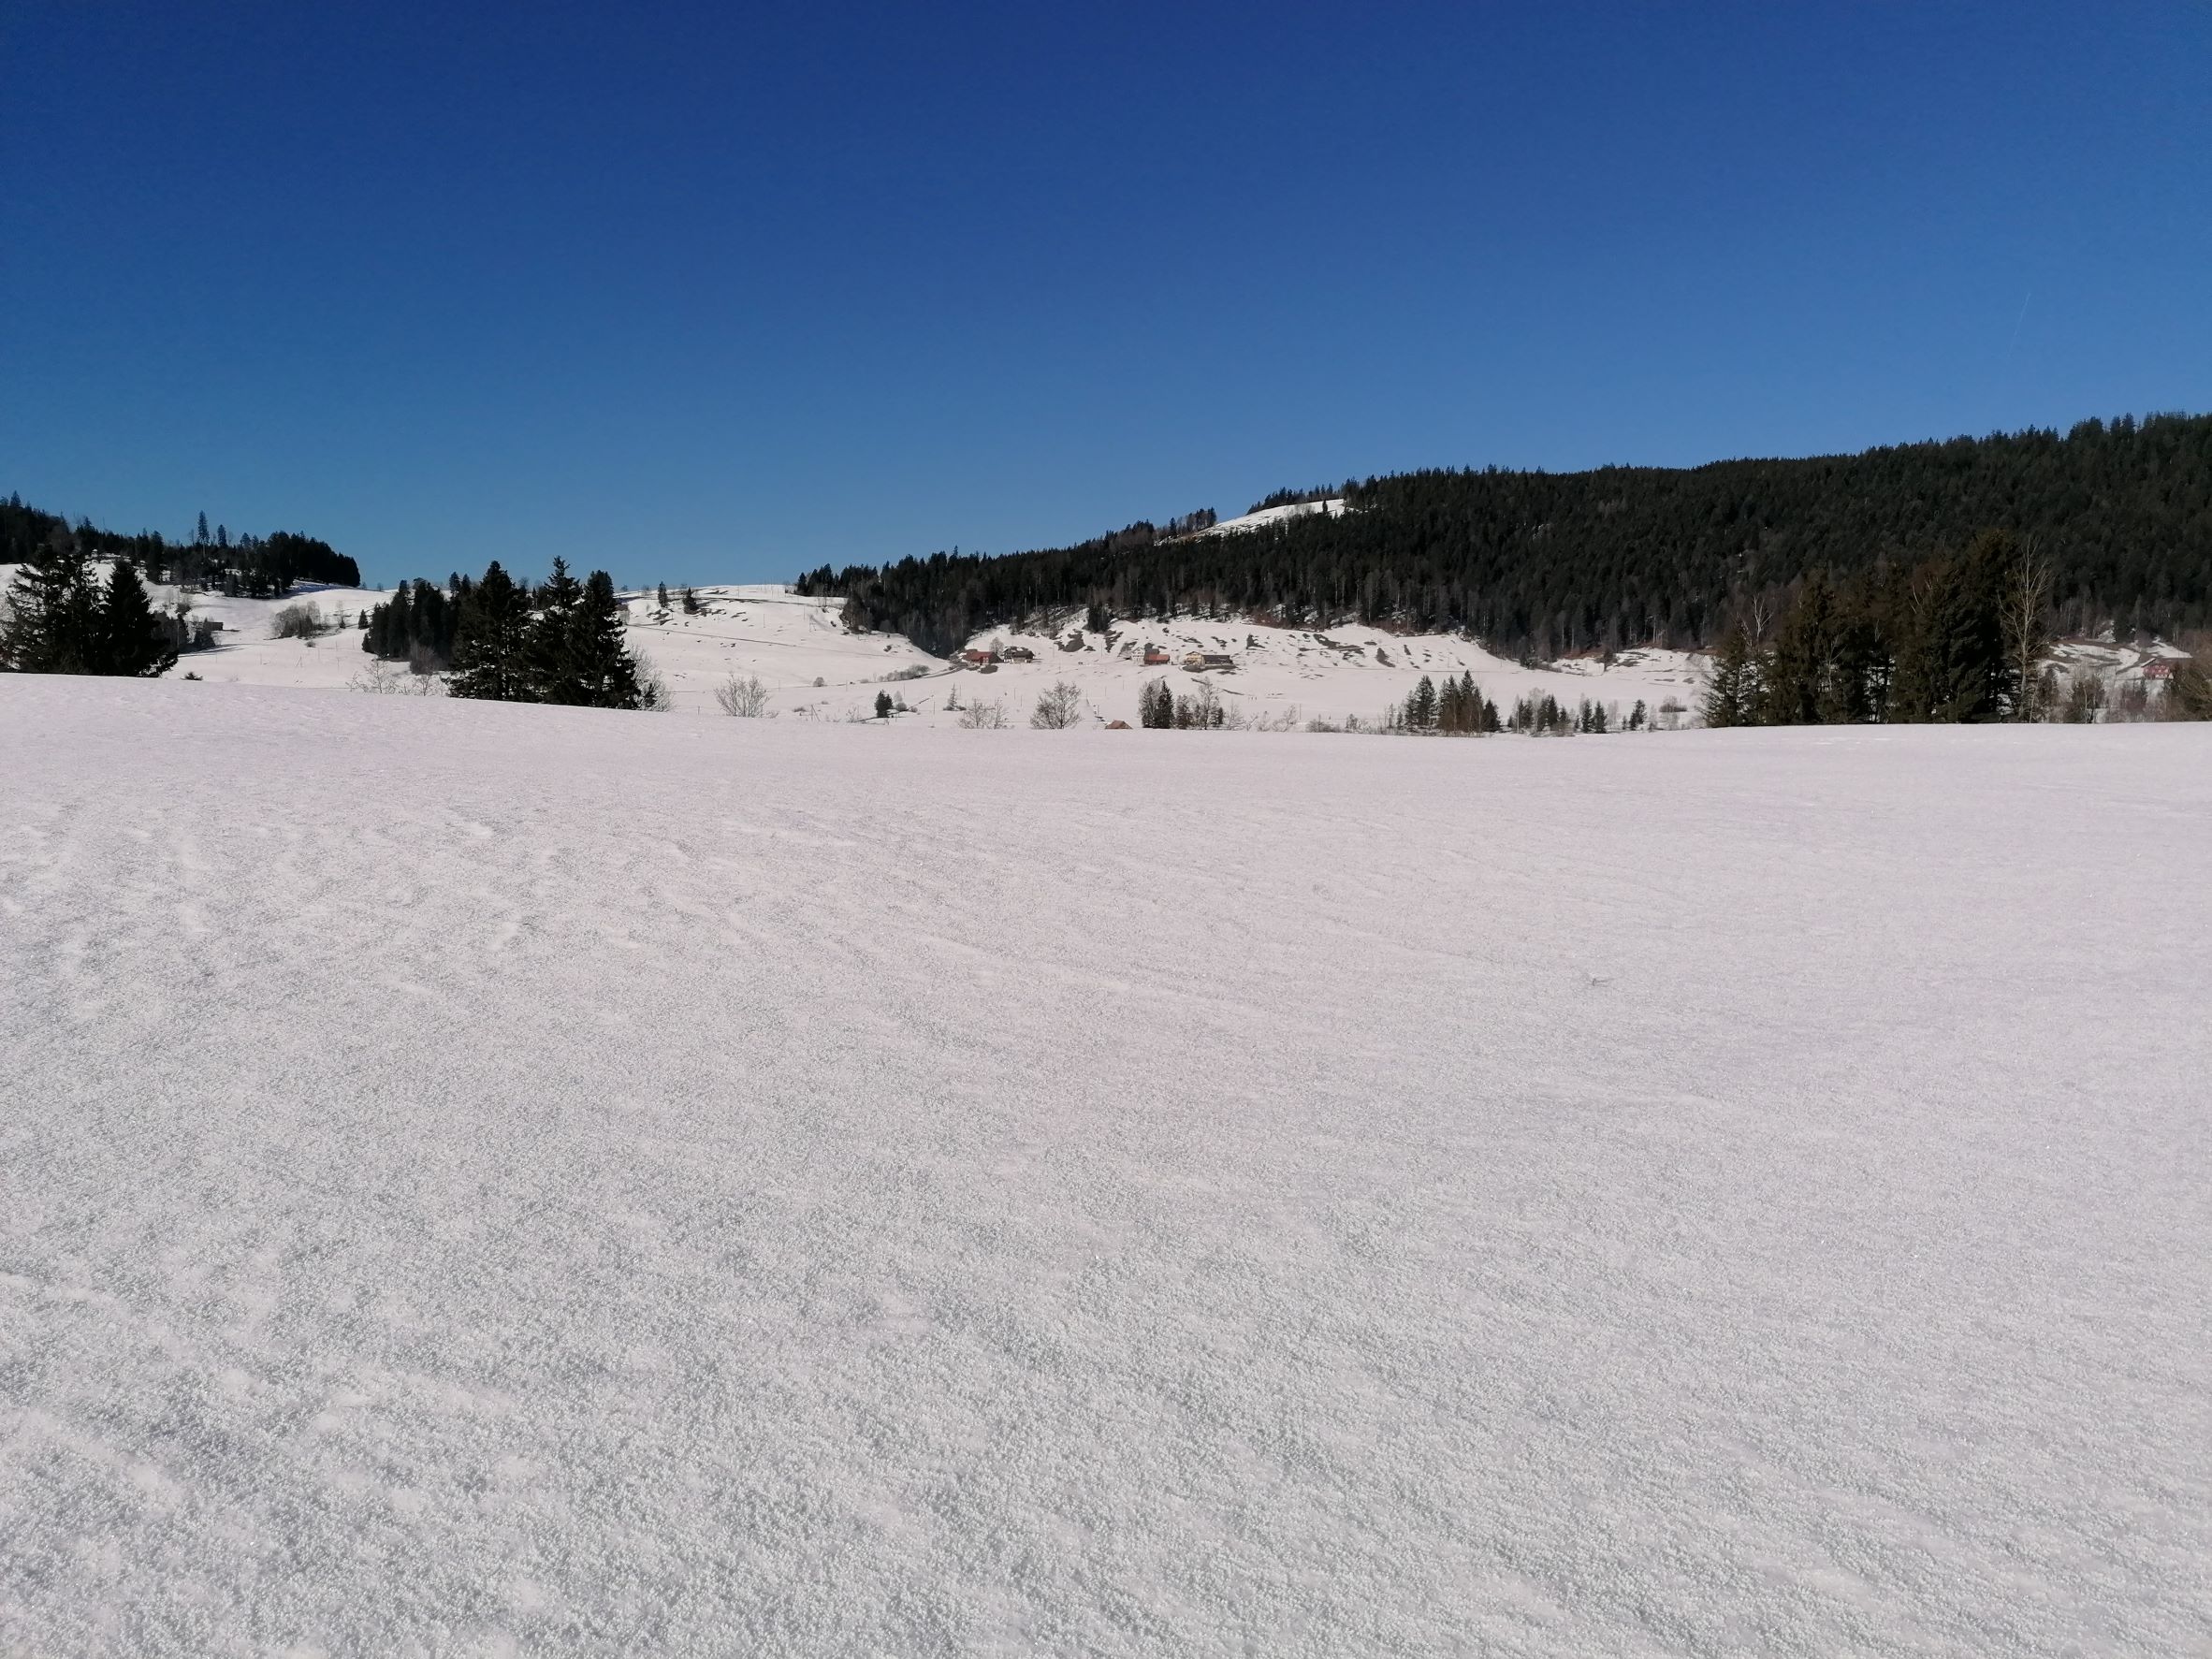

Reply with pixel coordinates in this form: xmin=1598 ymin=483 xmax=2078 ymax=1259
xmin=2 ymin=562 xmax=1707 ymax=727
xmin=6 ymin=560 xmax=2192 ymax=729
xmin=5 ymin=677 xmax=2209 ymax=1655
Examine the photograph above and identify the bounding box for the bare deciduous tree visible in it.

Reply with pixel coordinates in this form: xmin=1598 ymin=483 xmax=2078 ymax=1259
xmin=714 ymin=674 xmax=771 ymax=717
xmin=957 ymin=695 xmax=1009 ymax=729
xmin=2004 ymin=539 xmax=2054 ymax=720
xmin=1029 ymin=681 xmax=1084 ymax=729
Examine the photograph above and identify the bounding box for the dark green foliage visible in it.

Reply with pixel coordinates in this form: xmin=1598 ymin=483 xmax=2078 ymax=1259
xmin=1436 ymin=671 xmax=1492 ymax=735
xmin=1139 ymin=677 xmax=1174 ymax=728
xmin=2 ymin=537 xmax=176 ymax=677
xmin=1 ymin=531 xmax=98 ymax=672
xmin=1887 ymin=531 xmax=2018 ymax=722
xmin=447 ymin=561 xmax=531 ymax=701
xmin=1701 ymin=630 xmax=1760 ymax=727
xmin=801 ymin=415 xmax=2212 ymax=658
xmin=521 ymin=560 xmax=586 ymax=702
xmin=875 ymin=690 xmax=894 ymax=719
xmin=1 ymin=494 xmax=359 ymax=595
xmin=361 ymin=575 xmax=470 ymax=666
xmin=98 ymin=560 xmax=178 ymax=677
xmin=1404 ymin=675 xmax=1438 ymax=731
xmin=567 ymin=571 xmax=648 ymax=708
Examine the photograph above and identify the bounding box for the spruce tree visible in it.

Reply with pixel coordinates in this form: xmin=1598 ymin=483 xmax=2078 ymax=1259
xmin=448 ymin=560 xmax=532 ymax=701
xmin=565 ymin=569 xmax=648 ymax=709
xmin=97 ymin=560 xmax=177 ymax=677
xmin=1701 ymin=628 xmax=1759 ymax=727
xmin=522 ymin=559 xmax=586 ymax=702
xmin=0 ymin=533 xmax=99 ymax=673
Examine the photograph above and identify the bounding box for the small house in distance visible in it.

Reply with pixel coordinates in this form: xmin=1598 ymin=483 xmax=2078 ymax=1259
xmin=1184 ymin=651 xmax=1236 ymax=673
xmin=957 ymin=648 xmax=997 ymax=667
xmin=1000 ymin=645 xmax=1037 ymax=663
xmin=1142 ymin=646 xmax=1171 ymax=665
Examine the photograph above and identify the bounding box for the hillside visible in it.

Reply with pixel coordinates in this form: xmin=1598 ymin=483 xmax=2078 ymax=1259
xmin=13 ymin=560 xmax=2193 ymax=731
xmin=5 ymin=677 xmax=2208 ymax=1655
xmin=803 ymin=415 xmax=2212 ymax=658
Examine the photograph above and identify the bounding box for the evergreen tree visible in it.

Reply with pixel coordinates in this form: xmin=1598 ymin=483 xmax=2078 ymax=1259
xmin=1702 ymin=628 xmax=1759 ymax=727
xmin=565 ymin=569 xmax=648 ymax=709
xmin=522 ymin=559 xmax=587 ymax=702
xmin=1890 ymin=531 xmax=2016 ymax=722
xmin=657 ymin=581 xmax=671 ymax=610
xmin=97 ymin=560 xmax=177 ymax=677
xmin=1405 ymin=675 xmax=1438 ymax=731
xmin=1761 ymin=571 xmax=1841 ymax=726
xmin=447 ymin=560 xmax=532 ymax=701
xmin=0 ymin=532 xmax=99 ymax=673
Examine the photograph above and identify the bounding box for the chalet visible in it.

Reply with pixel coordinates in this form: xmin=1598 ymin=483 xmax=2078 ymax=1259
xmin=1186 ymin=652 xmax=1236 ymax=673
xmin=1000 ymin=645 xmax=1037 ymax=662
xmin=958 ymin=648 xmax=997 ymax=666
xmin=1142 ymin=646 xmax=1171 ymax=665
xmin=2142 ymin=660 xmax=2176 ymax=680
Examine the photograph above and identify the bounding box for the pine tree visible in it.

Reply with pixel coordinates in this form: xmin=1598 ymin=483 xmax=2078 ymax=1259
xmin=448 ymin=560 xmax=532 ymax=701
xmin=875 ymin=690 xmax=894 ymax=719
xmin=522 ymin=559 xmax=586 ymax=702
xmin=657 ymin=581 xmax=671 ymax=610
xmin=1702 ymin=628 xmax=1759 ymax=727
xmin=97 ymin=560 xmax=177 ymax=677
xmin=1761 ymin=572 xmax=1840 ymax=725
xmin=1406 ymin=675 xmax=1438 ymax=731
xmin=0 ymin=532 xmax=99 ymax=673
xmin=565 ymin=569 xmax=648 ymax=709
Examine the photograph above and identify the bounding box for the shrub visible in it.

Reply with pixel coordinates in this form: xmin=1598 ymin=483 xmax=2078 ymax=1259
xmin=715 ymin=674 xmax=772 ymax=717
xmin=270 ymin=603 xmax=326 ymax=639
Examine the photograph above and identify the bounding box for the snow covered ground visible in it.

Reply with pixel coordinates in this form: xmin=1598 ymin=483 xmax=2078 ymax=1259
xmin=4 ymin=677 xmax=2207 ymax=1656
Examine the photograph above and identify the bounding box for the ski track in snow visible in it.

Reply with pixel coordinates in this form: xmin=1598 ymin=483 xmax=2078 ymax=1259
xmin=3 ymin=677 xmax=2209 ymax=1656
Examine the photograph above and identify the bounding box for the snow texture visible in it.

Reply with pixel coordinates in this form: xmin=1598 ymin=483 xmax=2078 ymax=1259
xmin=3 ymin=677 xmax=2209 ymax=1657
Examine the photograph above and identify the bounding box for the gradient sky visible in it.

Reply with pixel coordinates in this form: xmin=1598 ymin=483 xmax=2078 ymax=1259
xmin=6 ymin=1 xmax=2208 ymax=587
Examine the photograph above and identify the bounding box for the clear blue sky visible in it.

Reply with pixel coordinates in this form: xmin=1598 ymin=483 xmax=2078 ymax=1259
xmin=6 ymin=1 xmax=2207 ymax=587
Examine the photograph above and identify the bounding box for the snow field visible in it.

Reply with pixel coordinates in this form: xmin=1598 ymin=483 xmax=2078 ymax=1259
xmin=2 ymin=679 xmax=2209 ymax=1656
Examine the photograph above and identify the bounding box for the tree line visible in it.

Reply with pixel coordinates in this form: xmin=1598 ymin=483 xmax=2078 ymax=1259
xmin=0 ymin=535 xmax=178 ymax=677
xmin=1701 ymin=527 xmax=2048 ymax=726
xmin=798 ymin=414 xmax=2212 ymax=660
xmin=362 ymin=559 xmax=655 ymax=708
xmin=2 ymin=496 xmax=360 ymax=597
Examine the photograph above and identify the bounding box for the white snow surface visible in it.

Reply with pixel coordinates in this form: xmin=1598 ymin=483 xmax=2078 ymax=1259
xmin=4 ymin=679 xmax=2210 ymax=1656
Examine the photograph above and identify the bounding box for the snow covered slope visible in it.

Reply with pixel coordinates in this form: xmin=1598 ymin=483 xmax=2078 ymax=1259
xmin=5 ymin=678 xmax=2207 ymax=1656
xmin=1186 ymin=496 xmax=1346 ymax=536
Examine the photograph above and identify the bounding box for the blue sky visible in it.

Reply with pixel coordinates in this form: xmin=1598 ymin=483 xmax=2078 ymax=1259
xmin=6 ymin=1 xmax=2207 ymax=587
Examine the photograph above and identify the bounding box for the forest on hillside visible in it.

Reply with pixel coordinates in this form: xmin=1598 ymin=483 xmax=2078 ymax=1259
xmin=0 ymin=496 xmax=359 ymax=596
xmin=798 ymin=415 xmax=2212 ymax=658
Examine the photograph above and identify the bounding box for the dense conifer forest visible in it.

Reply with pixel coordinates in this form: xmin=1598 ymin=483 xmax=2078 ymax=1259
xmin=799 ymin=415 xmax=2212 ymax=659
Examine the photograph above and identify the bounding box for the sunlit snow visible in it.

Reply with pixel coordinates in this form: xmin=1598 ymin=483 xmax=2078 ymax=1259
xmin=3 ymin=677 xmax=2207 ymax=1655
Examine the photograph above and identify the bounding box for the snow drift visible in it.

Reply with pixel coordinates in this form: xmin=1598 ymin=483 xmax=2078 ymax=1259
xmin=3 ymin=677 xmax=2207 ymax=1656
